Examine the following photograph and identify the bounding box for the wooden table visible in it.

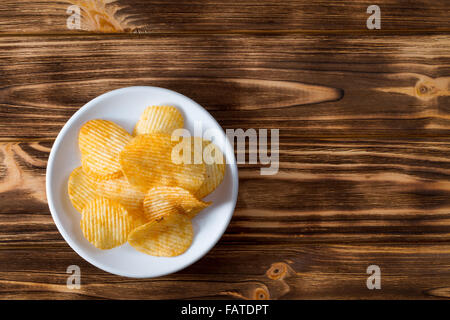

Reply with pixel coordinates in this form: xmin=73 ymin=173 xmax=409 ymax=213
xmin=0 ymin=0 xmax=449 ymax=299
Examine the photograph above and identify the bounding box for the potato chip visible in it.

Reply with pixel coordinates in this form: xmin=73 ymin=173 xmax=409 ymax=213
xmin=95 ymin=176 xmax=146 ymax=212
xmin=128 ymin=213 xmax=193 ymax=257
xmin=81 ymin=154 xmax=123 ymax=180
xmin=133 ymin=106 xmax=184 ymax=136
xmin=80 ymin=197 xmax=137 ymax=249
xmin=68 ymin=166 xmax=98 ymax=212
xmin=79 ymin=120 xmax=132 ymax=179
xmin=119 ymin=134 xmax=205 ymax=193
xmin=172 ymin=136 xmax=226 ymax=198
xmin=195 ymin=140 xmax=226 ymax=199
xmin=144 ymin=186 xmax=210 ymax=221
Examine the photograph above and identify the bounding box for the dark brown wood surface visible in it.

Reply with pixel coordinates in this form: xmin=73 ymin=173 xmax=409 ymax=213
xmin=0 ymin=1 xmax=450 ymax=299
xmin=1 ymin=0 xmax=449 ymax=33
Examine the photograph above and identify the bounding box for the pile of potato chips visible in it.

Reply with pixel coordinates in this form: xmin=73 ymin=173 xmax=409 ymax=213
xmin=68 ymin=106 xmax=225 ymax=257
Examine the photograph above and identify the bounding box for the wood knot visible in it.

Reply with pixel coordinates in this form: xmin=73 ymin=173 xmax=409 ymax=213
xmin=266 ymin=262 xmax=288 ymax=280
xmin=376 ymin=76 xmax=449 ymax=102
xmin=253 ymin=287 xmax=270 ymax=300
xmin=424 ymin=286 xmax=450 ymax=299
xmin=67 ymin=0 xmax=138 ymax=32
xmin=414 ymin=77 xmax=450 ymax=101
xmin=415 ymin=80 xmax=437 ymax=100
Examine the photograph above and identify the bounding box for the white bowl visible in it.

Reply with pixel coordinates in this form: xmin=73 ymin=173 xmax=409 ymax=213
xmin=46 ymin=86 xmax=238 ymax=278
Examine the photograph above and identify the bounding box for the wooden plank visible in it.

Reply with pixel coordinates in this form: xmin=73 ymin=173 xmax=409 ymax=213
xmin=1 ymin=28 xmax=450 ymax=299
xmin=3 ymin=138 xmax=450 ymax=245
xmin=0 ymin=34 xmax=449 ymax=140
xmin=1 ymin=243 xmax=450 ymax=299
xmin=0 ymin=0 xmax=449 ymax=34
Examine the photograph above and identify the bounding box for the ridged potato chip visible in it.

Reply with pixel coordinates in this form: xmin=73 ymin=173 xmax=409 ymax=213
xmin=172 ymin=136 xmax=226 ymax=198
xmin=81 ymin=154 xmax=123 ymax=180
xmin=128 ymin=213 xmax=193 ymax=257
xmin=95 ymin=176 xmax=146 ymax=213
xmin=68 ymin=166 xmax=98 ymax=212
xmin=119 ymin=134 xmax=206 ymax=193
xmin=79 ymin=120 xmax=132 ymax=179
xmin=195 ymin=140 xmax=226 ymax=199
xmin=80 ymin=197 xmax=137 ymax=249
xmin=144 ymin=186 xmax=210 ymax=221
xmin=133 ymin=106 xmax=184 ymax=136
xmin=71 ymin=108 xmax=222 ymax=255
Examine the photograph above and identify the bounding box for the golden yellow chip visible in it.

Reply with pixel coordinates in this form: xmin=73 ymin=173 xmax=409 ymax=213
xmin=68 ymin=166 xmax=98 ymax=212
xmin=133 ymin=106 xmax=184 ymax=136
xmin=128 ymin=213 xmax=193 ymax=257
xmin=81 ymin=154 xmax=123 ymax=180
xmin=80 ymin=197 xmax=137 ymax=250
xmin=195 ymin=140 xmax=226 ymax=199
xmin=79 ymin=119 xmax=132 ymax=179
xmin=94 ymin=175 xmax=146 ymax=217
xmin=119 ymin=134 xmax=205 ymax=193
xmin=144 ymin=186 xmax=210 ymax=221
xmin=95 ymin=176 xmax=148 ymax=226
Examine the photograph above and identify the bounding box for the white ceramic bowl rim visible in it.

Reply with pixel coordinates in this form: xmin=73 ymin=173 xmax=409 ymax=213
xmin=46 ymin=86 xmax=238 ymax=278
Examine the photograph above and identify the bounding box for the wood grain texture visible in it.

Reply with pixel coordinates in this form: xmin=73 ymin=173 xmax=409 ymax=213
xmin=2 ymin=244 xmax=450 ymax=299
xmin=0 ymin=34 xmax=449 ymax=140
xmin=1 ymin=1 xmax=450 ymax=299
xmin=4 ymin=138 xmax=450 ymax=247
xmin=0 ymin=0 xmax=449 ymax=34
